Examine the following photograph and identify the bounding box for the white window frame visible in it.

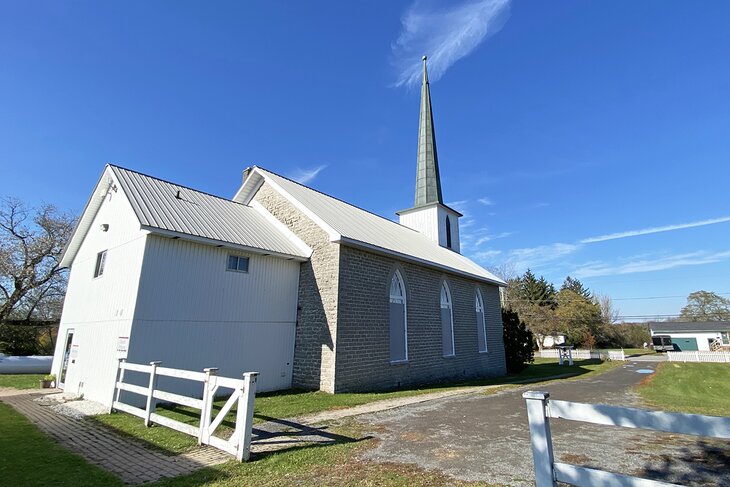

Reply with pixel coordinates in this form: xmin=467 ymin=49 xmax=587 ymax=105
xmin=476 ymin=288 xmax=488 ymax=353
xmin=389 ymin=270 xmax=408 ymax=364
xmin=93 ymin=250 xmax=107 ymax=278
xmin=440 ymin=281 xmax=455 ymax=357
xmin=226 ymin=254 xmax=250 ymax=273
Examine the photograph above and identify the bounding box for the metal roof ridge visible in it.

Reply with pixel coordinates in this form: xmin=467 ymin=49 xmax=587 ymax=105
xmin=253 ymin=166 xmax=424 ymax=235
xmin=108 ymin=164 xmax=249 ymax=207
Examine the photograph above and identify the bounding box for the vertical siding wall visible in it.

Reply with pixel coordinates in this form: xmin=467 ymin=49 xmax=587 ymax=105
xmin=399 ymin=206 xmax=438 ymax=244
xmin=335 ymin=245 xmax=506 ymax=392
xmin=128 ymin=235 xmax=300 ymax=393
xmin=51 ymin=186 xmax=146 ymax=404
xmin=253 ymin=183 xmax=341 ymax=392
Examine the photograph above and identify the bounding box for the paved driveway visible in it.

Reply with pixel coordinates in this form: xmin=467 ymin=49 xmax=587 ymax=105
xmin=356 ymin=361 xmax=729 ymax=486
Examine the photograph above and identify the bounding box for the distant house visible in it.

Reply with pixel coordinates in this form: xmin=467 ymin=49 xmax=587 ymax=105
xmin=649 ymin=321 xmax=730 ymax=351
xmin=540 ymin=334 xmax=566 ymax=349
xmin=51 ymin=58 xmax=507 ymax=405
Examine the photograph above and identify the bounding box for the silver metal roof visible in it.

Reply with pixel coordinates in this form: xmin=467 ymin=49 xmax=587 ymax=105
xmin=650 ymin=321 xmax=730 ymax=333
xmin=240 ymin=167 xmax=506 ymax=286
xmin=110 ymin=166 xmax=310 ymax=259
xmin=60 ymin=165 xmax=310 ymax=267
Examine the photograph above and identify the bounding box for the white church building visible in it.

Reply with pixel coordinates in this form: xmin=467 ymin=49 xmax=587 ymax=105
xmin=51 ymin=58 xmax=507 ymax=405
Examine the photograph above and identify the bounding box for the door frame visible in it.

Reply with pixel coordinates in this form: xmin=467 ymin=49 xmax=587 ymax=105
xmin=58 ymin=329 xmax=75 ymax=389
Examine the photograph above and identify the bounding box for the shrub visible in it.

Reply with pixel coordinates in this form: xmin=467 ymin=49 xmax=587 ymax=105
xmin=502 ymin=308 xmax=534 ymax=373
xmin=0 ymin=324 xmax=40 ymax=356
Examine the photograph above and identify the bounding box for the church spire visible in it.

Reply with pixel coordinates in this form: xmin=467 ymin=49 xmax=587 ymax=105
xmin=414 ymin=55 xmax=443 ymax=206
xmin=397 ymin=55 xmax=461 ymax=253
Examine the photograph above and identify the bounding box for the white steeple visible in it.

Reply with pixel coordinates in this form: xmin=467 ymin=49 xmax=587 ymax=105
xmin=397 ymin=56 xmax=462 ymax=253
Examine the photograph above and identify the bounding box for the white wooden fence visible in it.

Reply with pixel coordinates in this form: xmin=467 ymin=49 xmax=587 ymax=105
xmin=523 ymin=391 xmax=730 ymax=486
xmin=539 ymin=349 xmax=625 ymax=361
xmin=110 ymin=359 xmax=258 ymax=461
xmin=667 ymin=351 xmax=730 ymax=363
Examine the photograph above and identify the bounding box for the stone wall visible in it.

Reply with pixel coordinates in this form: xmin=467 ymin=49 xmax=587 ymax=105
xmin=252 ymin=182 xmax=340 ymax=392
xmin=335 ymin=245 xmax=506 ymax=392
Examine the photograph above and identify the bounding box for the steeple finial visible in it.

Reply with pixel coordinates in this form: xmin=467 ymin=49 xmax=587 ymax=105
xmin=414 ymin=55 xmax=443 ymax=206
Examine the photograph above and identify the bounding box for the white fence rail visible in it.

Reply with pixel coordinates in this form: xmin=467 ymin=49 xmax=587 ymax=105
xmin=667 ymin=351 xmax=730 ymax=363
xmin=539 ymin=349 xmax=625 ymax=361
xmin=523 ymin=391 xmax=730 ymax=487
xmin=110 ymin=359 xmax=258 ymax=461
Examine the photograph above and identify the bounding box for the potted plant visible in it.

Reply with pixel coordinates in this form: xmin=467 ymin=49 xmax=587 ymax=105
xmin=40 ymin=374 xmax=56 ymax=389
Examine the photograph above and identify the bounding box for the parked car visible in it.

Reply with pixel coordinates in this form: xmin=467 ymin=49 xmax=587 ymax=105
xmin=651 ymin=335 xmax=674 ymax=352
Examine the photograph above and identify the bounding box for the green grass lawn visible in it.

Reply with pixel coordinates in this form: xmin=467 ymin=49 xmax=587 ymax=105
xmin=2 ymin=357 xmax=613 ymax=487
xmin=638 ymin=362 xmax=730 ymax=416
xmin=149 ymin=423 xmax=492 ymax=487
xmin=0 ymin=374 xmax=46 ymax=389
xmin=0 ymin=402 xmax=122 ymax=487
xmin=94 ymin=357 xmax=616 ymax=455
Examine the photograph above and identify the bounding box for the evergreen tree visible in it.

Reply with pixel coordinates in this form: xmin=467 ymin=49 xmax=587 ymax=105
xmin=560 ymin=276 xmax=591 ymax=299
xmin=502 ymin=308 xmax=534 ymax=373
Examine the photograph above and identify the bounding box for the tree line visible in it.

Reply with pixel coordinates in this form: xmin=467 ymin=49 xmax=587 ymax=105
xmin=501 ymin=269 xmax=649 ymax=350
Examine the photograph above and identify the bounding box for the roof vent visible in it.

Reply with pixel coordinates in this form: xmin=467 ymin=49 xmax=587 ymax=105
xmin=175 ymin=190 xmax=181 ymax=199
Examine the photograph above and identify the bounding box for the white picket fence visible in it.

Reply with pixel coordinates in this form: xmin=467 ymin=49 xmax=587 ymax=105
xmin=539 ymin=349 xmax=625 ymax=361
xmin=110 ymin=359 xmax=258 ymax=461
xmin=667 ymin=351 xmax=730 ymax=363
xmin=523 ymin=391 xmax=730 ymax=486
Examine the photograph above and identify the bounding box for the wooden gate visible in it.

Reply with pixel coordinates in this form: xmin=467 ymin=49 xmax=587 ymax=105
xmin=110 ymin=359 xmax=258 ymax=461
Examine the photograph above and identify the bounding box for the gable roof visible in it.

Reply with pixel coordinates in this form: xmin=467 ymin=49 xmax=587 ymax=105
xmin=650 ymin=321 xmax=730 ymax=333
xmin=235 ymin=167 xmax=506 ymax=286
xmin=60 ymin=165 xmax=310 ymax=267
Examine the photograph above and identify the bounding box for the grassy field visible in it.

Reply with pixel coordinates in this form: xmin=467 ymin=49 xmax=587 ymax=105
xmin=0 ymin=402 xmax=122 ymax=487
xmin=638 ymin=362 xmax=730 ymax=416
xmin=1 ymin=358 xmax=614 ymax=487
xmin=0 ymin=374 xmax=45 ymax=389
xmin=94 ymin=357 xmax=616 ymax=455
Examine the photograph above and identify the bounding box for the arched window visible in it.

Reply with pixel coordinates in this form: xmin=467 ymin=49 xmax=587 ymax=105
xmin=445 ymin=215 xmax=452 ymax=249
xmin=389 ymin=270 xmax=407 ymax=362
xmin=440 ymin=281 xmax=455 ymax=356
xmin=476 ymin=289 xmax=488 ymax=352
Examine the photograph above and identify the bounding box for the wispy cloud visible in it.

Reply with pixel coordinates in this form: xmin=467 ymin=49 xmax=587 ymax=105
xmin=475 ymin=231 xmax=511 ymax=247
xmin=392 ymin=0 xmax=511 ymax=87
xmin=474 ymin=249 xmax=502 ymax=261
xmin=478 ymin=197 xmax=494 ymax=206
xmin=572 ymin=250 xmax=730 ymax=278
xmin=506 ymin=243 xmax=581 ymax=271
xmin=500 ymin=214 xmax=730 ymax=272
xmin=289 ymin=165 xmax=327 ymax=185
xmin=580 ymin=216 xmax=730 ymax=243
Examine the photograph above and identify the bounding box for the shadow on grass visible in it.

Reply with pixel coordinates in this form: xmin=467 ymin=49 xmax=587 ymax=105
xmin=250 ymin=414 xmax=372 ymax=456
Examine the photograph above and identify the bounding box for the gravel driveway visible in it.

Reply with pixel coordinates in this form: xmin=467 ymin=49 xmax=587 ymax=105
xmin=356 ymin=361 xmax=729 ymax=486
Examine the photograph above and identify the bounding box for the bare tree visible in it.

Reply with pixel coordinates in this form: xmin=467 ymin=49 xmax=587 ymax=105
xmin=596 ymin=293 xmax=620 ymax=325
xmin=0 ymin=197 xmax=75 ymax=325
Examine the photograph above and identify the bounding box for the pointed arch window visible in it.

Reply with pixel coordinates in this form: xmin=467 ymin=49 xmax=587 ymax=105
xmin=445 ymin=215 xmax=452 ymax=249
xmin=389 ymin=271 xmax=407 ymax=363
xmin=440 ymin=282 xmax=455 ymax=357
xmin=476 ymin=289 xmax=488 ymax=353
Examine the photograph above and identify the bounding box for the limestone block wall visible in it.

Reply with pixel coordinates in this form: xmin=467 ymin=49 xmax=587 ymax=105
xmin=252 ymin=183 xmax=340 ymax=392
xmin=335 ymin=245 xmax=506 ymax=392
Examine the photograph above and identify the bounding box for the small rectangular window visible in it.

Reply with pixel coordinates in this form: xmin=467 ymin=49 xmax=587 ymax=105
xmin=227 ymin=255 xmax=249 ymax=273
xmin=722 ymin=332 xmax=729 ymax=345
xmin=94 ymin=250 xmax=107 ymax=278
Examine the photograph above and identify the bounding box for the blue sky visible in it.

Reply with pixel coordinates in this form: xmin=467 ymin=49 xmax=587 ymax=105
xmin=1 ymin=1 xmax=729 ymax=320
